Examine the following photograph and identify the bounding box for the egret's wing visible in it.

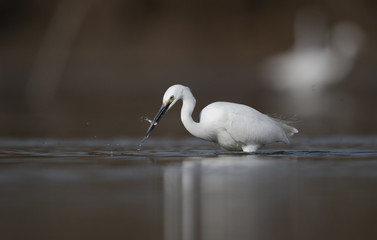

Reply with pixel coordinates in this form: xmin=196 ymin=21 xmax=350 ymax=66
xmin=200 ymin=102 xmax=290 ymax=146
xmin=226 ymin=105 xmax=289 ymax=145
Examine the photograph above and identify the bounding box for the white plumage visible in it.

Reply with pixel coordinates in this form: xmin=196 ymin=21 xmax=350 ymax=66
xmin=143 ymin=84 xmax=298 ymax=152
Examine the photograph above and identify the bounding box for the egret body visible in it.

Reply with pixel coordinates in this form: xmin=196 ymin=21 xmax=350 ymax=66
xmin=143 ymin=84 xmax=298 ymax=152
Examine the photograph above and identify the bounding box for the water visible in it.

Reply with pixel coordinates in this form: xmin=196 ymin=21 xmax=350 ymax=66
xmin=1 ymin=136 xmax=377 ymax=240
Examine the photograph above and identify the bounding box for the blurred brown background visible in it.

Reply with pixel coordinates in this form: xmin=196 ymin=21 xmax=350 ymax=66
xmin=1 ymin=0 xmax=376 ymax=138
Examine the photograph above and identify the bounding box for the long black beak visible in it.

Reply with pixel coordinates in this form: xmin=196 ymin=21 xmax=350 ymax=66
xmin=145 ymin=102 xmax=171 ymax=137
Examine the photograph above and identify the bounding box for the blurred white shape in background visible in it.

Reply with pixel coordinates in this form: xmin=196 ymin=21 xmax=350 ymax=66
xmin=261 ymin=8 xmax=365 ymax=94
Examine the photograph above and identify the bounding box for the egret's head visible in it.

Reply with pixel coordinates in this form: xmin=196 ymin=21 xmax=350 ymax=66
xmin=144 ymin=84 xmax=188 ymax=137
xmin=162 ymin=84 xmax=187 ymax=110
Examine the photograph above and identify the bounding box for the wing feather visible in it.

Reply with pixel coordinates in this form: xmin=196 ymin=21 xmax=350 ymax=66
xmin=200 ymin=102 xmax=289 ymax=145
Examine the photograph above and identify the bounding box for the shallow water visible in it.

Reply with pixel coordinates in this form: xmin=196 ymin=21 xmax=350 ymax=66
xmin=1 ymin=136 xmax=377 ymax=240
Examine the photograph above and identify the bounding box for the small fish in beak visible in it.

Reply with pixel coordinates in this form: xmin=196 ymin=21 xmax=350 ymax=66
xmin=144 ymin=103 xmax=171 ymax=138
xmin=138 ymin=100 xmax=173 ymax=150
xmin=138 ymin=96 xmax=175 ymax=150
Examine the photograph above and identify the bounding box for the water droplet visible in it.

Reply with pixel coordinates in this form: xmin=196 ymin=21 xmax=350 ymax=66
xmin=137 ymin=136 xmax=149 ymax=151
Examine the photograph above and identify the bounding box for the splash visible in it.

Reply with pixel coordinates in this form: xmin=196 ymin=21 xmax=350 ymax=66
xmin=137 ymin=136 xmax=148 ymax=151
xmin=137 ymin=116 xmax=156 ymax=151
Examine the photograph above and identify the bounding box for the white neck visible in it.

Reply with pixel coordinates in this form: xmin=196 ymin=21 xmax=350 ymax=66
xmin=180 ymin=89 xmax=205 ymax=139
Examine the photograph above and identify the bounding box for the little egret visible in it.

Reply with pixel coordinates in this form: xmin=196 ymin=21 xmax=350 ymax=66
xmin=142 ymin=84 xmax=298 ymax=152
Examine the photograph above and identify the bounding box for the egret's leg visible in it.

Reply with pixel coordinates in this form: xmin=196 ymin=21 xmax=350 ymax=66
xmin=242 ymin=145 xmax=259 ymax=153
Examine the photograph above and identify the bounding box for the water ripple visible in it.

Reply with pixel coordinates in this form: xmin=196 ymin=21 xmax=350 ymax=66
xmin=0 ymin=137 xmax=376 ymax=163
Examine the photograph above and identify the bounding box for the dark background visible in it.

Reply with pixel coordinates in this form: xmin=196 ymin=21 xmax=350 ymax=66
xmin=1 ymin=0 xmax=376 ymax=138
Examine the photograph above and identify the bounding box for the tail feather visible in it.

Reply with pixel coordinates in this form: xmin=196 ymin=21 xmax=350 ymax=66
xmin=272 ymin=117 xmax=299 ymax=137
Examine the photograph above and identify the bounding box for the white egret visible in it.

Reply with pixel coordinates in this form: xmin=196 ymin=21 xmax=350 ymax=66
xmin=142 ymin=84 xmax=298 ymax=152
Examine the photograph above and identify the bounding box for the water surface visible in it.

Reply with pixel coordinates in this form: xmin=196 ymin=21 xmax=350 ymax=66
xmin=0 ymin=136 xmax=376 ymax=240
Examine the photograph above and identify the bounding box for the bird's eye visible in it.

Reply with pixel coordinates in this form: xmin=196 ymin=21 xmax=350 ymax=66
xmin=163 ymin=96 xmax=175 ymax=106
